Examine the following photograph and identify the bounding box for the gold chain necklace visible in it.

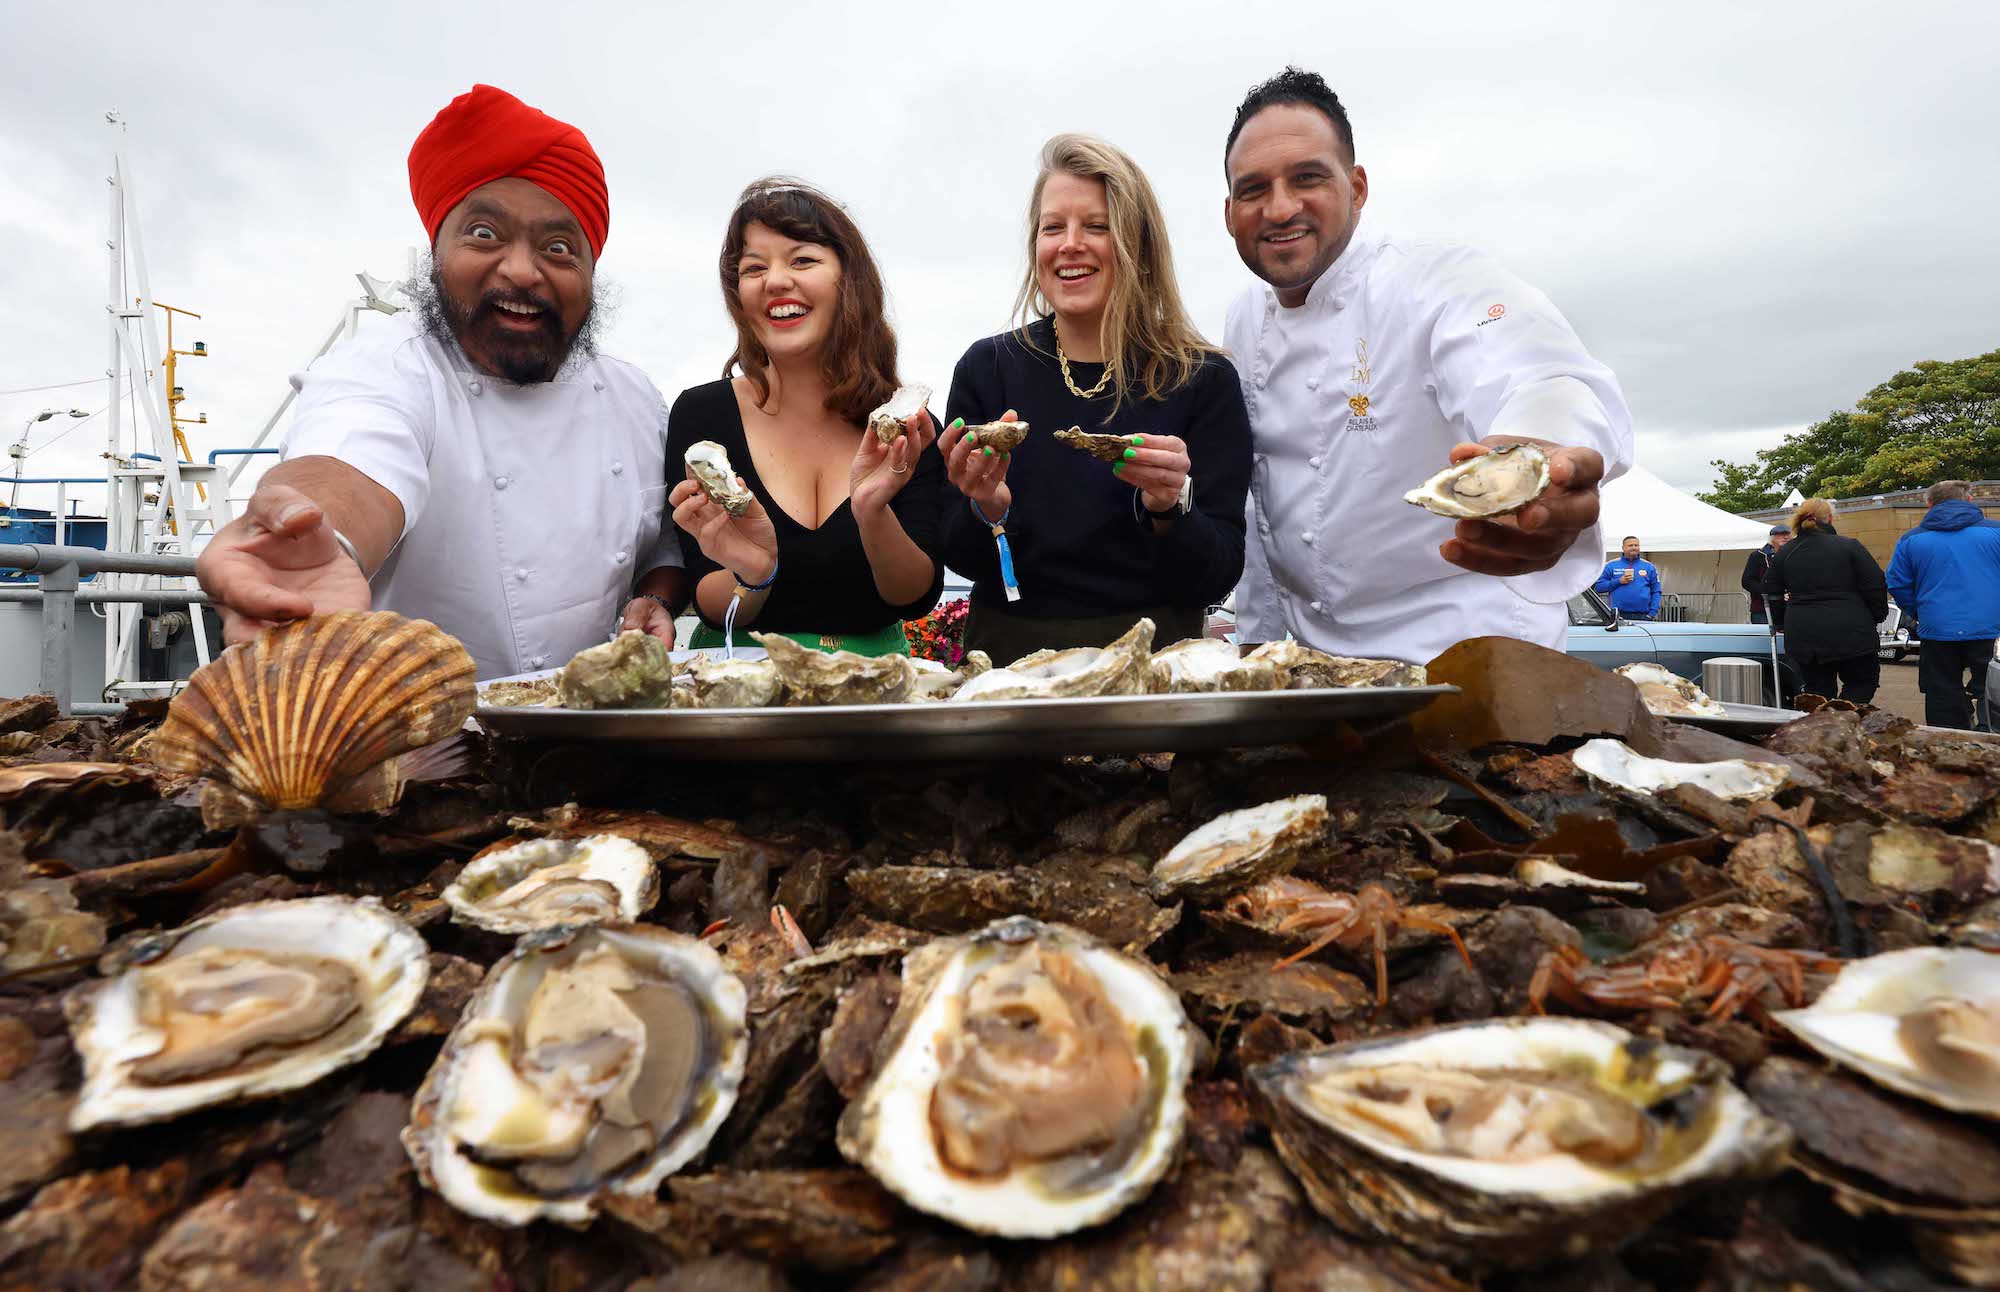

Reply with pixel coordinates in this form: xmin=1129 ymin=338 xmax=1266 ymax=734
xmin=1055 ymin=326 xmax=1113 ymax=400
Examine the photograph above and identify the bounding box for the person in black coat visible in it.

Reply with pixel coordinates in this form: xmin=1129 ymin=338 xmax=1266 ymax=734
xmin=1765 ymin=500 xmax=1887 ymax=702
xmin=1739 ymin=524 xmax=1789 ymax=624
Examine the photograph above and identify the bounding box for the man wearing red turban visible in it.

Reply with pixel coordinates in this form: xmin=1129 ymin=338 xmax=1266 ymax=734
xmin=198 ymin=86 xmax=688 ymax=678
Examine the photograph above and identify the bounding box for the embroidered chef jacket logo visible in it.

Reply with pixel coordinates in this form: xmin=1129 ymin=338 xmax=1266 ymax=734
xmin=1346 ymin=338 xmax=1379 ymax=432
xmin=1477 ymin=303 xmax=1509 ymax=328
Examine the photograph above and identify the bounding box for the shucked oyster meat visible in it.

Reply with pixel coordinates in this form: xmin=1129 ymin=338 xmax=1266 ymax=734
xmin=1147 ymin=637 xmax=1283 ymax=693
xmin=1615 ymin=662 xmax=1728 ymax=719
xmin=686 ymin=440 xmax=755 ymax=516
xmin=404 ymin=923 xmax=748 ymax=1226
xmin=443 ymin=834 xmax=660 ymax=935
xmin=1249 ymin=1016 xmax=1790 ymax=1271
xmin=66 ymin=896 xmax=428 ymax=1131
xmin=1403 ymin=443 xmax=1551 ymax=519
xmin=1053 ymin=426 xmax=1135 ymax=462
xmin=1149 ymin=794 xmax=1329 ymax=900
xmin=837 ymin=916 xmax=1195 ymax=1238
xmin=868 ymin=383 xmax=932 ymax=445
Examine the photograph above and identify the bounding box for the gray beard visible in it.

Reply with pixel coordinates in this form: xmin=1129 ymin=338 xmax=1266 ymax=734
xmin=405 ymin=254 xmax=612 ymax=384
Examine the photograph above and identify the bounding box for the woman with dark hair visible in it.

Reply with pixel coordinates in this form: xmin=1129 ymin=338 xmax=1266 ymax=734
xmin=1765 ymin=498 xmax=1888 ymax=703
xmin=665 ymin=178 xmax=944 ymax=655
xmin=936 ymin=133 xmax=1253 ymax=663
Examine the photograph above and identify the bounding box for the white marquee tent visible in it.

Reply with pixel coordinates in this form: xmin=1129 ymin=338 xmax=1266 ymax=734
xmin=1597 ymin=464 xmax=1776 ymax=622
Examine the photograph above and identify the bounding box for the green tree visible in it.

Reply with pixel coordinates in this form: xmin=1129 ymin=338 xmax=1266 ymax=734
xmin=1697 ymin=349 xmax=2000 ymax=511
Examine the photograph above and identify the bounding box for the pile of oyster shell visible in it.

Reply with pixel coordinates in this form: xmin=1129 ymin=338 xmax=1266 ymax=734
xmin=484 ymin=618 xmax=1431 ymax=712
xmin=3 ymin=609 xmax=2000 ymax=1290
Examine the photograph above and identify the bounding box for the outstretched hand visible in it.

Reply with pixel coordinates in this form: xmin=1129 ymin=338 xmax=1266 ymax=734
xmin=196 ymin=482 xmax=371 ymax=645
xmin=670 ymin=474 xmax=779 ymax=586
xmin=940 ymin=410 xmax=1015 ymax=517
xmin=1439 ymin=437 xmax=1605 ymax=577
xmin=851 ymin=408 xmax=936 ymax=519
xmin=1111 ymin=433 xmax=1191 ymax=514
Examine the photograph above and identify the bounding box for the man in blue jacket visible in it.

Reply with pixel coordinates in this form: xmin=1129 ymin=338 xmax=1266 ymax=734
xmin=1594 ymin=535 xmax=1662 ymax=619
xmin=1886 ymin=480 xmax=2000 ymax=729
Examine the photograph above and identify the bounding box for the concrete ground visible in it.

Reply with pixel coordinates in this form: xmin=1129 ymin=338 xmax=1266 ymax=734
xmin=1872 ymin=655 xmax=1925 ymax=725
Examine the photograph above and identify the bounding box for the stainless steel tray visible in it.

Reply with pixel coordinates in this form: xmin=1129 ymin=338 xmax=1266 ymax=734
xmin=1671 ymin=701 xmax=1802 ymax=736
xmin=474 ymin=685 xmax=1458 ymax=761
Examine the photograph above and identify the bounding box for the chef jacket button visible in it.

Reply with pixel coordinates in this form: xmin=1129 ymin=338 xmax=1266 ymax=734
xmin=593 ymin=380 xmax=605 ymax=392
xmin=1331 ymin=297 xmax=1347 ymax=310
xmin=611 ymin=461 xmax=624 ymax=475
xmin=614 ymin=550 xmax=629 ymax=565
xmin=531 ymin=655 xmax=548 ymax=668
xmin=468 ymin=381 xmax=482 ymax=396
xmin=1300 ymin=531 xmax=1315 ymax=545
xmin=1308 ymin=456 xmax=1322 ymax=469
xmin=1310 ymin=600 xmax=1324 ymax=614
xmin=494 ymin=477 xmax=510 ymax=491
xmin=1255 ymin=374 xmax=1267 ymax=389
xmin=1306 ymin=377 xmax=1318 ymax=390
xmin=515 ymin=568 xmax=529 ymax=581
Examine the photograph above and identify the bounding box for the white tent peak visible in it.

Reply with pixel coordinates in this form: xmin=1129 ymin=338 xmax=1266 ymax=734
xmin=1599 ymin=464 xmax=1775 ymax=553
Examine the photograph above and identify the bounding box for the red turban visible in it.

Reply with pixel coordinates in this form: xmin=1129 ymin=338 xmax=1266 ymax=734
xmin=407 ymin=84 xmax=610 ymax=258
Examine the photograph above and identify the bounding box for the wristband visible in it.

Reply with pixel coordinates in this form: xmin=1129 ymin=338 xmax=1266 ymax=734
xmin=970 ymin=499 xmax=1021 ymax=602
xmin=331 ymin=528 xmax=366 ymax=574
xmin=734 ymin=558 xmax=779 ymax=595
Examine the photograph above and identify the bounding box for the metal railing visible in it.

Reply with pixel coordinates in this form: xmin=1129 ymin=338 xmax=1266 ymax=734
xmin=1657 ymin=591 xmax=1755 ymax=624
xmin=0 ymin=543 xmax=202 ymax=717
xmin=0 ymin=477 xmax=108 ymax=550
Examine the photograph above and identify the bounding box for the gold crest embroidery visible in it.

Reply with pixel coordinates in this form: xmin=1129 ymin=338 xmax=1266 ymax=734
xmin=1348 ymin=394 xmax=1370 ymax=417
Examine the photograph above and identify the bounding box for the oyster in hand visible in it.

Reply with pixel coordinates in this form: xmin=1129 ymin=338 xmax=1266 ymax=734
xmin=1403 ymin=443 xmax=1551 ymax=519
xmin=403 ymin=924 xmax=748 ymax=1226
xmin=557 ymin=632 xmax=674 ymax=709
xmin=837 ymin=916 xmax=1196 ymax=1238
xmin=1249 ymin=1017 xmax=1790 ymax=1271
xmin=962 ymin=419 xmax=1030 ymax=453
xmin=868 ymin=383 xmax=932 ymax=445
xmin=1053 ymin=426 xmax=1135 ymax=462
xmin=686 ymin=440 xmax=756 ymax=516
xmin=66 ymin=896 xmax=429 ymax=1130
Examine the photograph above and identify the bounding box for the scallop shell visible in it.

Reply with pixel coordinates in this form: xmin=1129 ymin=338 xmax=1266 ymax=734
xmin=151 ymin=611 xmax=476 ymax=816
xmin=868 ymin=384 xmax=932 ymax=445
xmin=1053 ymin=427 xmax=1134 ymax=462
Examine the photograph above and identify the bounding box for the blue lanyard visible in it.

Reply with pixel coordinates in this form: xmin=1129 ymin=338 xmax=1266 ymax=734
xmin=972 ymin=499 xmax=1021 ymax=602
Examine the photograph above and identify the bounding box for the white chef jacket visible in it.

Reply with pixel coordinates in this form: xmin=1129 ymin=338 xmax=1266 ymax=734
xmin=281 ymin=313 xmax=682 ymax=679
xmin=1224 ymin=217 xmax=1634 ymax=665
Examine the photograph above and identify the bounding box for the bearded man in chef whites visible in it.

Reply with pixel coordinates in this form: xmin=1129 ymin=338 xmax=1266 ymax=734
xmin=1221 ymin=68 xmax=1635 ymax=664
xmin=196 ymin=85 xmax=688 ymax=679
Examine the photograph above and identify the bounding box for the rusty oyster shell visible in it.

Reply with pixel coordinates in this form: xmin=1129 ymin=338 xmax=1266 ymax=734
xmin=1243 ymin=640 xmax=1428 ymax=689
xmin=151 ymin=610 xmax=475 ymax=818
xmin=65 ymin=896 xmax=429 ymax=1130
xmin=962 ymin=419 xmax=1030 ymax=453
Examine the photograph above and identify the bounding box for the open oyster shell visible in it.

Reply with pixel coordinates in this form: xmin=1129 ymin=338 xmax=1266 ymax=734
xmin=751 ymin=633 xmax=917 ymax=705
xmin=1147 ymin=638 xmax=1283 ymax=694
xmin=1402 ymin=443 xmax=1551 ymax=519
xmin=1149 ymin=794 xmax=1329 ymax=899
xmin=557 ymin=632 xmax=674 ymax=709
xmin=1053 ymin=427 xmax=1134 ymax=462
xmin=1249 ymin=1017 xmax=1791 ymax=1271
xmin=404 ymin=924 xmax=748 ymax=1227
xmin=151 ymin=610 xmax=475 ymax=819
xmin=1571 ymin=738 xmax=1788 ymax=801
xmin=684 ymin=654 xmax=786 ymax=708
xmin=1773 ymin=947 xmax=2000 ymax=1119
xmin=836 ymin=916 xmax=1196 ymax=1238
xmin=909 ymin=651 xmax=993 ymax=701
xmin=442 ymin=835 xmax=659 ymax=934
xmin=66 ymin=896 xmax=429 ymax=1131
xmin=868 ymin=383 xmax=931 ymax=445
xmin=686 ymin=440 xmax=755 ymax=516
xmin=962 ymin=419 xmax=1030 ymax=453
xmin=1615 ymin=662 xmax=1728 ymax=718
xmin=950 ymin=618 xmax=1155 ymax=703
xmin=1243 ymin=640 xmax=1428 ymax=689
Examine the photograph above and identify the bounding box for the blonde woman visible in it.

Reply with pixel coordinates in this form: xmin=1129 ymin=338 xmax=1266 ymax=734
xmin=937 ymin=133 xmax=1252 ymax=663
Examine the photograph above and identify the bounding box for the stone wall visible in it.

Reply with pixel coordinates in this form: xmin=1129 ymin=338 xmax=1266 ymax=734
xmin=1747 ymin=480 xmax=2000 ymax=570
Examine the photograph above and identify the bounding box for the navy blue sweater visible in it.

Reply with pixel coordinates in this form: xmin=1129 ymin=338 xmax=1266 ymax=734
xmin=939 ymin=318 xmax=1252 ymax=618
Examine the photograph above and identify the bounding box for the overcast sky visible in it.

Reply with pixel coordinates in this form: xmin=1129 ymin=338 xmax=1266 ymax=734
xmin=4 ymin=0 xmax=1995 ymax=515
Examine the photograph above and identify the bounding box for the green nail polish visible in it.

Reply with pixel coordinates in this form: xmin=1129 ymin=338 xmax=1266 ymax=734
xmin=1113 ymin=463 xmax=1124 ymax=475
xmin=1129 ymin=436 xmax=1144 ymax=446
xmin=983 ymin=447 xmax=993 ymax=457
xmin=950 ymin=417 xmax=964 ymax=430
xmin=1002 ymin=452 xmax=1010 ymax=461
xmin=1122 ymin=447 xmax=1137 ymax=461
